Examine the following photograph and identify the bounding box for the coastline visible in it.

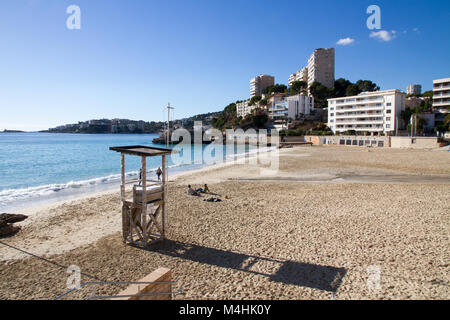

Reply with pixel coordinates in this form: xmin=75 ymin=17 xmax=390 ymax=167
xmin=4 ymin=144 xmax=274 ymax=215
xmin=0 ymin=145 xmax=449 ymax=299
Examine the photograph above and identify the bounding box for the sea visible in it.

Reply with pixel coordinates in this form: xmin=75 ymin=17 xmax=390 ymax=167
xmin=0 ymin=132 xmax=262 ymax=212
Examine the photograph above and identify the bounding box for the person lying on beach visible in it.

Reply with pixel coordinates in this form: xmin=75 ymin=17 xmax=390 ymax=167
xmin=188 ymin=185 xmax=200 ymax=196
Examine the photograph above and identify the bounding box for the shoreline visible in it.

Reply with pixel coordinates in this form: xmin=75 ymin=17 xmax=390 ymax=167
xmin=11 ymin=145 xmax=277 ymax=216
xmin=1 ymin=145 xmax=449 ymax=299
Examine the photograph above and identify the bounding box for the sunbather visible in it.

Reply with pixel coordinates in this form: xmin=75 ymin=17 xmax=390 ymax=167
xmin=188 ymin=185 xmax=200 ymax=196
xmin=195 ymin=184 xmax=210 ymax=194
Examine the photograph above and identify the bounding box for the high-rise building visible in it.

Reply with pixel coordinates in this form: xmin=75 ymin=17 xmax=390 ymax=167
xmin=307 ymin=48 xmax=335 ymax=89
xmin=288 ymin=67 xmax=308 ymax=86
xmin=432 ymin=78 xmax=450 ymax=113
xmin=250 ymin=75 xmax=275 ymax=97
xmin=406 ymin=84 xmax=422 ymax=95
xmin=327 ymin=89 xmax=405 ymax=134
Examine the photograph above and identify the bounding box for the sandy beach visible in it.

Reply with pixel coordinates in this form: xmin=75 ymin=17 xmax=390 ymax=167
xmin=0 ymin=146 xmax=449 ymax=300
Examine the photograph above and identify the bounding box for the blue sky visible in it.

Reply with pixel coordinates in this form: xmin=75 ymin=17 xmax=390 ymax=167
xmin=0 ymin=0 xmax=449 ymax=131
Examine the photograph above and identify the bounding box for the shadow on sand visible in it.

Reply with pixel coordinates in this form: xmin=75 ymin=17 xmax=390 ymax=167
xmin=135 ymin=240 xmax=346 ymax=293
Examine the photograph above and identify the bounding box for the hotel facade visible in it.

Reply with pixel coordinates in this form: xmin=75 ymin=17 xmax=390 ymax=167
xmin=250 ymin=74 xmax=275 ymax=97
xmin=327 ymin=89 xmax=405 ymax=134
xmin=432 ymin=78 xmax=450 ymax=113
xmin=236 ymin=100 xmax=254 ymax=118
xmin=288 ymin=67 xmax=308 ymax=86
xmin=307 ymin=48 xmax=335 ymax=89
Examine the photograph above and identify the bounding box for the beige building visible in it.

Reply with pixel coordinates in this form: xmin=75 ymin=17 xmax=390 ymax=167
xmin=236 ymin=100 xmax=255 ymax=118
xmin=307 ymin=48 xmax=335 ymax=89
xmin=328 ymin=89 xmax=405 ymax=134
xmin=250 ymin=74 xmax=275 ymax=97
xmin=432 ymin=78 xmax=450 ymax=113
xmin=288 ymin=67 xmax=308 ymax=86
xmin=406 ymin=84 xmax=422 ymax=95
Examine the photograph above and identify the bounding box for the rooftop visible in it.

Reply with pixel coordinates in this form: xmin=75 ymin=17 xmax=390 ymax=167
xmin=109 ymin=145 xmax=176 ymax=157
xmin=433 ymin=77 xmax=450 ymax=84
xmin=327 ymin=89 xmax=403 ymax=101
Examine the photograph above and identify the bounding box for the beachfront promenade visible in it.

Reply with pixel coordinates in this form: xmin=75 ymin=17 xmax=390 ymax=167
xmin=0 ymin=146 xmax=449 ymax=300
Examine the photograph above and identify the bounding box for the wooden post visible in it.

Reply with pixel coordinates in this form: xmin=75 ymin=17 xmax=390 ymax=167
xmin=162 ymin=154 xmax=166 ymax=238
xmin=141 ymin=156 xmax=147 ymax=243
xmin=121 ymin=153 xmax=125 ymax=201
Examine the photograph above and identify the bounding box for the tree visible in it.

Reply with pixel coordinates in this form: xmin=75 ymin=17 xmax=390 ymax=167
xmin=334 ymin=78 xmax=352 ymax=97
xmin=264 ymin=84 xmax=288 ymax=95
xmin=289 ymin=80 xmax=307 ymax=95
xmin=332 ymin=78 xmax=381 ymax=97
xmin=422 ymin=90 xmax=433 ymax=98
xmin=309 ymin=81 xmax=334 ymax=108
xmin=212 ymin=102 xmax=237 ymax=130
xmin=356 ymin=80 xmax=380 ymax=92
xmin=406 ymin=117 xmax=428 ymax=134
xmin=346 ymin=84 xmax=361 ymax=96
xmin=252 ymin=110 xmax=269 ymax=128
xmin=249 ymin=95 xmax=262 ymax=106
xmin=259 ymin=98 xmax=268 ymax=106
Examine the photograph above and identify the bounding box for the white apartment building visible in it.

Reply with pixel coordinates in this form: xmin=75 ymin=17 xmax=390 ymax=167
xmin=288 ymin=67 xmax=308 ymax=86
xmin=327 ymin=89 xmax=405 ymax=134
xmin=307 ymin=48 xmax=335 ymax=89
xmin=250 ymin=74 xmax=275 ymax=97
xmin=432 ymin=78 xmax=450 ymax=113
xmin=269 ymin=94 xmax=314 ymax=129
xmin=406 ymin=84 xmax=422 ymax=95
xmin=236 ymin=100 xmax=255 ymax=118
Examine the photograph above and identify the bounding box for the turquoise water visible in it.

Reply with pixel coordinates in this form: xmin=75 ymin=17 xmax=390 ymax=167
xmin=0 ymin=132 xmax=250 ymax=211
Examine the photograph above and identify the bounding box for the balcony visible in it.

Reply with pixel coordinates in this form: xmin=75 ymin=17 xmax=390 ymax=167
xmin=335 ymin=112 xmax=383 ymax=118
xmin=433 ymin=84 xmax=450 ymax=92
xmin=336 ymin=105 xmax=384 ymax=113
xmin=335 ymin=119 xmax=384 ymax=125
xmin=433 ymin=91 xmax=450 ymax=99
xmin=433 ymin=99 xmax=450 ymax=106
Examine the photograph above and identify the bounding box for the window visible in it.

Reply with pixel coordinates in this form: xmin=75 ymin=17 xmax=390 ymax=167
xmin=359 ymin=140 xmax=364 ymax=146
xmin=378 ymin=141 xmax=384 ymax=147
xmin=330 ymin=113 xmax=334 ymax=117
xmin=386 ymin=102 xmax=392 ymax=106
xmin=386 ymin=124 xmax=391 ymax=128
xmin=352 ymin=140 xmax=358 ymax=146
xmin=346 ymin=140 xmax=352 ymax=145
xmin=386 ymin=117 xmax=391 ymax=121
xmin=386 ymin=110 xmax=392 ymax=114
xmin=339 ymin=139 xmax=345 ymax=145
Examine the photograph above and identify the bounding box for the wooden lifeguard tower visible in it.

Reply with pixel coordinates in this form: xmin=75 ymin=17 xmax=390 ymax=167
xmin=109 ymin=145 xmax=175 ymax=247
